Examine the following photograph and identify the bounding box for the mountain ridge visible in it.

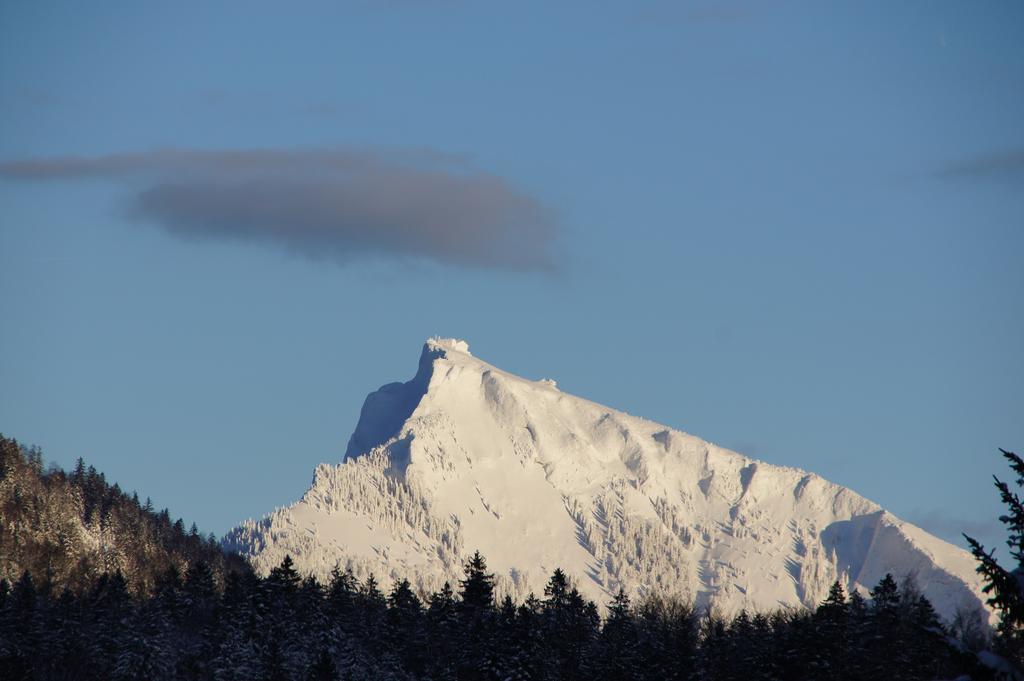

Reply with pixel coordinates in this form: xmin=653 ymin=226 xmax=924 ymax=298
xmin=224 ymin=338 xmax=988 ymax=622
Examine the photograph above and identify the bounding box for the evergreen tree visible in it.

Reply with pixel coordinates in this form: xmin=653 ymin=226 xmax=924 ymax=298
xmin=183 ymin=559 xmax=219 ymax=672
xmin=510 ymin=594 xmax=547 ymax=681
xmin=214 ymin=572 xmax=261 ymax=681
xmin=387 ymin=578 xmax=424 ymax=674
xmin=36 ymin=587 xmax=88 ymax=681
xmin=871 ymin=572 xmax=900 ymax=612
xmin=298 ymin=574 xmax=328 ymax=651
xmin=563 ymin=586 xmax=599 ymax=680
xmin=594 ymin=589 xmax=640 ymax=681
xmin=85 ymin=572 xmax=135 ymax=680
xmin=907 ymin=593 xmax=949 ymax=678
xmin=459 ymin=550 xmax=496 ymax=613
xmin=846 ymin=588 xmax=869 ymax=654
xmin=966 ymin=447 xmax=1024 ymax=667
xmin=542 ymin=568 xmax=573 ymax=679
xmin=426 ymin=582 xmax=459 ymax=680
xmin=749 ymin=613 xmax=779 ymax=681
xmin=865 ymin=573 xmax=914 ymax=680
xmin=457 ymin=552 xmax=498 ymax=680
xmin=72 ymin=457 xmax=86 ymax=483
xmin=359 ymin=573 xmax=387 ymax=634
xmin=544 ymin=568 xmax=571 ymax=610
xmin=325 ymin=565 xmax=358 ymax=634
xmin=113 ymin=598 xmax=174 ymax=681
xmin=726 ymin=610 xmax=761 ymax=681
xmin=635 ymin=592 xmax=697 ymax=681
xmin=813 ymin=580 xmax=850 ymax=679
xmin=267 ymin=555 xmax=301 ymax=594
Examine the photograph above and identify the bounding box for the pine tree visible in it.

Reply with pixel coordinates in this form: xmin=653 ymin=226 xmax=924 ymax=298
xmin=459 ymin=550 xmax=495 ymax=613
xmin=635 ymin=592 xmax=697 ymax=681
xmin=215 ymin=573 xmax=261 ymax=681
xmin=426 ymin=582 xmax=459 ymax=680
xmin=739 ymin=611 xmax=765 ymax=679
xmin=113 ymin=598 xmax=174 ymax=681
xmin=428 ymin=581 xmax=457 ymax=620
xmin=871 ymin=573 xmax=900 ymax=614
xmin=907 ymin=593 xmax=948 ymax=678
xmin=749 ymin=613 xmax=779 ymax=681
xmin=521 ymin=593 xmax=549 ymax=675
xmin=814 ymin=580 xmax=849 ymax=678
xmin=360 ymin=574 xmax=386 ymax=610
xmin=966 ymin=447 xmax=1024 ymax=666
xmin=565 ymin=587 xmax=600 ymax=679
xmin=770 ymin=610 xmax=816 ymax=681
xmin=355 ymin=573 xmax=388 ymax=669
xmin=299 ymin=574 xmax=328 ymax=650
xmin=72 ymin=457 xmax=86 ymax=483
xmin=185 ymin=560 xmax=218 ymax=623
xmin=866 ymin=573 xmax=911 ymax=680
xmin=87 ymin=571 xmax=135 ymax=680
xmin=457 ymin=552 xmax=498 ymax=680
xmin=594 ymin=589 xmax=640 ymax=681
xmin=542 ymin=568 xmax=573 ymax=678
xmin=544 ymin=568 xmax=571 ymax=610
xmin=387 ymin=578 xmax=424 ymax=674
xmin=325 ymin=565 xmax=358 ymax=632
xmin=499 ymin=594 xmax=517 ymax=624
xmin=267 ymin=555 xmax=301 ymax=594
xmin=819 ymin=580 xmax=847 ymax=616
xmin=36 ymin=587 xmax=87 ymax=680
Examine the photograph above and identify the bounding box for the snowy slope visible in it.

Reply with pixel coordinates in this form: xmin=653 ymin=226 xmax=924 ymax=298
xmin=224 ymin=338 xmax=989 ymax=621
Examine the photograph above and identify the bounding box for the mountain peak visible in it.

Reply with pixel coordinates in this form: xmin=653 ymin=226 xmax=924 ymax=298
xmin=425 ymin=337 xmax=472 ymax=356
xmin=343 ymin=337 xmax=479 ymax=460
xmin=228 ymin=339 xmax=990 ymax=623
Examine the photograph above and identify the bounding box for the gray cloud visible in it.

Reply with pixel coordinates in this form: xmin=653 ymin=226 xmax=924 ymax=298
xmin=936 ymin=149 xmax=1024 ymax=182
xmin=0 ymin=148 xmax=560 ymax=271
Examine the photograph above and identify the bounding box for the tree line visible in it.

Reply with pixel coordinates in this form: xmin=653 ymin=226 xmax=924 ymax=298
xmin=0 ymin=550 xmax=995 ymax=680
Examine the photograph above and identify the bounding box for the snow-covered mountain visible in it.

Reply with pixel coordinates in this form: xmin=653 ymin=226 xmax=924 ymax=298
xmin=224 ymin=338 xmax=988 ymax=621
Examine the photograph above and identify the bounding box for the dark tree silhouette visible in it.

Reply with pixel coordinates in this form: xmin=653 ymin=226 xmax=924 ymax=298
xmin=966 ymin=447 xmax=1024 ymax=667
xmin=0 ymin=433 xmax=1002 ymax=681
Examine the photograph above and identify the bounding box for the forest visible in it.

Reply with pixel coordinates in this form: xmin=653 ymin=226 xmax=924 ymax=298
xmin=0 ymin=550 xmax=996 ymax=680
xmin=0 ymin=435 xmax=247 ymax=594
xmin=0 ymin=436 xmax=1014 ymax=680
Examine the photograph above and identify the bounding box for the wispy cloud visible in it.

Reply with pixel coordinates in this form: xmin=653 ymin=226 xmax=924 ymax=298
xmin=936 ymin=149 xmax=1024 ymax=182
xmin=0 ymin=148 xmax=560 ymax=271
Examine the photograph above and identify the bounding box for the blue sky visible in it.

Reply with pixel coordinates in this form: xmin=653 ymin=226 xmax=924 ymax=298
xmin=1 ymin=2 xmax=1021 ymax=558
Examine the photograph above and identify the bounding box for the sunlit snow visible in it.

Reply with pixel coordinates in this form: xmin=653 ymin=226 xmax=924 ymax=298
xmin=224 ymin=338 xmax=989 ymax=622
